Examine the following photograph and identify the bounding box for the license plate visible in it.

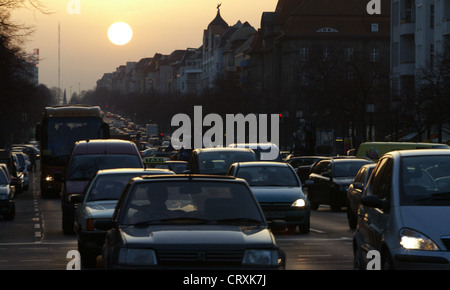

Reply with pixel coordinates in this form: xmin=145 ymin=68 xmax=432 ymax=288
xmin=265 ymin=211 xmax=285 ymax=218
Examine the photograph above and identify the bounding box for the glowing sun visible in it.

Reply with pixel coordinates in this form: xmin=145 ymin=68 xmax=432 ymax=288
xmin=108 ymin=22 xmax=133 ymax=45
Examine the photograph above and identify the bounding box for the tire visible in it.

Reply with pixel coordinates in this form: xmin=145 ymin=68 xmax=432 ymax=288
xmin=347 ymin=206 xmax=357 ymax=229
xmin=62 ymin=209 xmax=75 ymax=235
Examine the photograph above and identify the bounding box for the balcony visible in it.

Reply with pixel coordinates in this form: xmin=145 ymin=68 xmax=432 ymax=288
xmin=399 ymin=19 xmax=415 ymax=35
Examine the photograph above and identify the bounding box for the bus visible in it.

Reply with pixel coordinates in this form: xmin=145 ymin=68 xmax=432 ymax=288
xmin=36 ymin=105 xmax=110 ymax=197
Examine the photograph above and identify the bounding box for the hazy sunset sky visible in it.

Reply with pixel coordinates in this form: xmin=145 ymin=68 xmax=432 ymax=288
xmin=13 ymin=0 xmax=278 ymax=94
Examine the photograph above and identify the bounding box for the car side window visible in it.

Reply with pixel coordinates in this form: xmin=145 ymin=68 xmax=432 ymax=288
xmin=312 ymin=160 xmax=330 ymax=175
xmin=371 ymin=157 xmax=393 ymax=200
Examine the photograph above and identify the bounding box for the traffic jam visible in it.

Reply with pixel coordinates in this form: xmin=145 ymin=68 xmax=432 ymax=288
xmin=2 ymin=105 xmax=450 ymax=273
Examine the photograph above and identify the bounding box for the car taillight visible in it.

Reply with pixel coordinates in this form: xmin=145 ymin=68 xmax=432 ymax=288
xmin=86 ymin=219 xmax=95 ymax=231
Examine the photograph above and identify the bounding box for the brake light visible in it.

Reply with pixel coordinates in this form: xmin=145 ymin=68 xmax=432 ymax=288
xmin=86 ymin=219 xmax=95 ymax=231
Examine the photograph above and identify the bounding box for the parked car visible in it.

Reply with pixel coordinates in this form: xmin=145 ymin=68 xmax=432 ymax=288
xmin=0 ymin=167 xmax=15 ymax=220
xmin=353 ymin=149 xmax=450 ymax=270
xmin=346 ymin=163 xmax=376 ymax=229
xmin=62 ymin=139 xmax=144 ymax=234
xmin=102 ymin=174 xmax=286 ymax=269
xmin=186 ymin=147 xmax=256 ymax=175
xmin=228 ymin=161 xmax=310 ymax=233
xmin=305 ymin=158 xmax=374 ymax=211
xmin=74 ymin=168 xmax=174 ymax=268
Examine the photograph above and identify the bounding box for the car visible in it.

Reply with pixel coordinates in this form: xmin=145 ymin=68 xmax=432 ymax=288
xmin=74 ymin=168 xmax=175 ymax=268
xmin=0 ymin=167 xmax=15 ymax=220
xmin=227 ymin=162 xmax=310 ymax=233
xmin=353 ymin=149 xmax=450 ymax=270
xmin=346 ymin=163 xmax=376 ymax=229
xmin=285 ymin=156 xmax=329 ymax=185
xmin=355 ymin=141 xmax=450 ymax=162
xmin=143 ymin=157 xmax=188 ymax=174
xmin=62 ymin=139 xmax=144 ymax=234
xmin=102 ymin=174 xmax=286 ymax=269
xmin=186 ymin=147 xmax=256 ymax=175
xmin=228 ymin=143 xmax=281 ymax=161
xmin=0 ymin=150 xmax=24 ymax=194
xmin=12 ymin=152 xmax=29 ymax=191
xmin=305 ymin=158 xmax=374 ymax=211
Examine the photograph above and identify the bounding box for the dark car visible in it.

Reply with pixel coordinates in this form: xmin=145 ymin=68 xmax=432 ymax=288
xmin=186 ymin=148 xmax=256 ymax=175
xmin=305 ymin=158 xmax=374 ymax=211
xmin=228 ymin=162 xmax=310 ymax=233
xmin=0 ymin=167 xmax=15 ymax=220
xmin=285 ymin=156 xmax=329 ymax=185
xmin=62 ymin=139 xmax=144 ymax=234
xmin=102 ymin=174 xmax=286 ymax=269
xmin=346 ymin=163 xmax=376 ymax=229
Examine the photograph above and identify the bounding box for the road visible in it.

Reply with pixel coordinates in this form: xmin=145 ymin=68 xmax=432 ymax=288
xmin=0 ymin=165 xmax=354 ymax=270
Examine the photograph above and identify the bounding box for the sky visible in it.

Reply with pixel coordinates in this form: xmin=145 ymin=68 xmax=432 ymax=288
xmin=13 ymin=0 xmax=279 ymax=94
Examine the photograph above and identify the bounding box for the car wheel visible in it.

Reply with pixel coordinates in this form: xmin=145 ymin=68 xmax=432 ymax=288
xmin=78 ymin=241 xmax=97 ymax=268
xmin=381 ymin=249 xmax=394 ymax=270
xmin=298 ymin=222 xmax=310 ymax=234
xmin=62 ymin=210 xmax=75 ymax=235
xmin=352 ymin=243 xmax=365 ymax=270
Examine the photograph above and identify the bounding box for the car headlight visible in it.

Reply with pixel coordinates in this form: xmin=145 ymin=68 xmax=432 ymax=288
xmin=45 ymin=176 xmax=54 ymax=182
xmin=118 ymin=248 xmax=158 ymax=265
xmin=399 ymin=228 xmax=439 ymax=251
xmin=243 ymin=249 xmax=282 ymax=267
xmin=291 ymin=198 xmax=306 ymax=208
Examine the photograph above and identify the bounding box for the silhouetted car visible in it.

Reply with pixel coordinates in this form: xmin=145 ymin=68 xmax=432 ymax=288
xmin=285 ymin=156 xmax=329 ymax=185
xmin=102 ymin=174 xmax=286 ymax=269
xmin=346 ymin=163 xmax=376 ymax=229
xmin=74 ymin=168 xmax=174 ymax=268
xmin=228 ymin=162 xmax=310 ymax=233
xmin=0 ymin=167 xmax=15 ymax=220
xmin=353 ymin=149 xmax=450 ymax=269
xmin=305 ymin=158 xmax=374 ymax=211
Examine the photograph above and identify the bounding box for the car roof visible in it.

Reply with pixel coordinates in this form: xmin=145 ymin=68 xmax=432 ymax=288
xmin=234 ymin=161 xmax=289 ymax=167
xmin=386 ymin=148 xmax=450 ymax=158
xmin=96 ymin=168 xmax=173 ymax=175
xmin=331 ymin=158 xmax=373 ymax=163
xmin=194 ymin=147 xmax=255 ymax=153
xmin=72 ymin=139 xmax=138 ymax=154
xmin=131 ymin=174 xmax=243 ymax=182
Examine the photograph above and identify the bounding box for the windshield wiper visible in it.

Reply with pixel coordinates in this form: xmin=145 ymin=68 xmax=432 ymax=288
xmin=215 ymin=217 xmax=263 ymax=225
xmin=414 ymin=192 xmax=450 ymax=202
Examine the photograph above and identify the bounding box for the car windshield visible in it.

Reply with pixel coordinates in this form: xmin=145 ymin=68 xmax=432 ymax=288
xmin=236 ymin=166 xmax=299 ymax=187
xmin=198 ymin=152 xmax=256 ymax=175
xmin=86 ymin=173 xmax=145 ymax=201
xmin=334 ymin=161 xmax=372 ymax=178
xmin=401 ymin=155 xmax=450 ymax=206
xmin=67 ymin=155 xmax=142 ymax=180
xmin=0 ymin=171 xmax=8 ymax=185
xmin=121 ymin=180 xmax=264 ymax=226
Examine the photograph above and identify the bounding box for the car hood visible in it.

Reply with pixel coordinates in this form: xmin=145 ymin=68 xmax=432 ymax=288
xmin=400 ymin=206 xmax=450 ymax=241
xmin=120 ymin=225 xmax=275 ymax=249
xmin=250 ymin=186 xmax=305 ymax=202
xmin=85 ymin=200 xmax=117 ymax=219
xmin=65 ymin=180 xmax=89 ymax=195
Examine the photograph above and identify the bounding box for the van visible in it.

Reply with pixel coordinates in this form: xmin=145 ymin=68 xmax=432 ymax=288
xmin=355 ymin=142 xmax=450 ymax=162
xmin=61 ymin=139 xmax=143 ymax=234
xmin=228 ymin=142 xmax=281 ymax=161
xmin=187 ymin=147 xmax=256 ymax=175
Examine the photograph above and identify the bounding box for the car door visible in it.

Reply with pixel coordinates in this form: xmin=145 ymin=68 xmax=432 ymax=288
xmin=358 ymin=156 xmax=393 ymax=260
xmin=307 ymin=160 xmax=331 ymax=207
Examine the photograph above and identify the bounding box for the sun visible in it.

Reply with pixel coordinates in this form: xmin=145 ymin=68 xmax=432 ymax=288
xmin=108 ymin=22 xmax=133 ymax=45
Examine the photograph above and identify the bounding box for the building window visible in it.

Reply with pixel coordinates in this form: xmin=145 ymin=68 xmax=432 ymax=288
xmin=345 ymin=47 xmax=354 ymax=61
xmin=371 ymin=23 xmax=379 ymax=32
xmin=299 ymin=47 xmax=309 ymax=62
xmin=370 ymin=48 xmax=379 ymax=62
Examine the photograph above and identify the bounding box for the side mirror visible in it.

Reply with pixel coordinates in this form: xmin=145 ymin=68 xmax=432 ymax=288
xmin=70 ymin=194 xmax=84 ymax=204
xmin=352 ymin=182 xmax=364 ymax=190
xmin=361 ymin=195 xmax=389 ymax=211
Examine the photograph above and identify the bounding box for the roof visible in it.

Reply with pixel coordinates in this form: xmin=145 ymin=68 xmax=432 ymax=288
xmin=234 ymin=161 xmax=289 ymax=167
xmin=72 ymin=139 xmax=139 ymax=155
xmin=194 ymin=147 xmax=255 ymax=153
xmin=96 ymin=168 xmax=172 ymax=175
xmin=207 ymin=8 xmax=229 ymax=35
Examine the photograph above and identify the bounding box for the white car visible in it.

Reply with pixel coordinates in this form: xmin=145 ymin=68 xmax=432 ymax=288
xmin=74 ymin=168 xmax=174 ymax=268
xmin=0 ymin=167 xmax=15 ymax=220
xmin=353 ymin=149 xmax=450 ymax=270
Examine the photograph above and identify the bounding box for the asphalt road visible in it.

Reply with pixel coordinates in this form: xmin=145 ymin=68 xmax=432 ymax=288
xmin=0 ymin=165 xmax=354 ymax=270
